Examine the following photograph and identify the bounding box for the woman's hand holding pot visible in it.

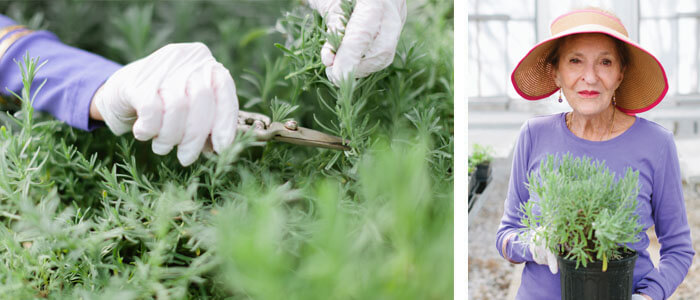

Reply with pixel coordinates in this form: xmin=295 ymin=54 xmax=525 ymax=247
xmin=528 ymin=227 xmax=559 ymax=274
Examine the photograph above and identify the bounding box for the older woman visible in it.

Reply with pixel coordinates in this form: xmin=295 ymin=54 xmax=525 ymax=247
xmin=496 ymin=8 xmax=695 ymax=300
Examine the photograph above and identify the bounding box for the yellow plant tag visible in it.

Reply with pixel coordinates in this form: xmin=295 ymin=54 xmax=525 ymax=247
xmin=602 ymin=253 xmax=608 ymax=272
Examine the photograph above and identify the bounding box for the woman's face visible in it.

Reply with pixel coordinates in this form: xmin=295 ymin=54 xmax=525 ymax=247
xmin=553 ymin=33 xmax=625 ymax=117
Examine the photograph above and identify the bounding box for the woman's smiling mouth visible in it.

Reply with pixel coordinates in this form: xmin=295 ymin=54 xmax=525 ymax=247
xmin=578 ymin=90 xmax=600 ymax=98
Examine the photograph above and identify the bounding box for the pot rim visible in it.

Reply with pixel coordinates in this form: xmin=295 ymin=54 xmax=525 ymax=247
xmin=476 ymin=161 xmax=491 ymax=167
xmin=557 ymin=250 xmax=638 ymax=268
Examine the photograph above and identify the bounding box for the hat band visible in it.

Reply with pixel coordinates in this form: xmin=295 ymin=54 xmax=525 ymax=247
xmin=551 ymin=10 xmax=628 ymax=37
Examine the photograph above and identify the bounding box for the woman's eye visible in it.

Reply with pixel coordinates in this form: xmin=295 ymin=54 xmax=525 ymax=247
xmin=569 ymin=58 xmax=581 ymax=64
xmin=601 ymin=59 xmax=612 ymax=66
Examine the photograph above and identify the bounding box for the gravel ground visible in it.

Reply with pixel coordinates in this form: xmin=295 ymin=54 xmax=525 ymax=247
xmin=468 ymin=156 xmax=700 ymax=300
xmin=674 ymin=185 xmax=700 ymax=299
xmin=468 ymin=157 xmax=515 ymax=300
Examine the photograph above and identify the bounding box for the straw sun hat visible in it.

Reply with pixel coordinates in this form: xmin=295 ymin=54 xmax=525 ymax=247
xmin=511 ymin=9 xmax=668 ymax=114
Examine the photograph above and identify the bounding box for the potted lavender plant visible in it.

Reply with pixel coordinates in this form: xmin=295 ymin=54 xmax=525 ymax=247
xmin=521 ymin=154 xmax=643 ymax=300
xmin=468 ymin=144 xmax=493 ymax=201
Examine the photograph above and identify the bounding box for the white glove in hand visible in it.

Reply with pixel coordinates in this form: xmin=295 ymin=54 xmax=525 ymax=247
xmin=631 ymin=294 xmax=652 ymax=300
xmin=308 ymin=0 xmax=407 ymax=84
xmin=93 ymin=43 xmax=239 ymax=166
xmin=529 ymin=228 xmax=559 ymax=274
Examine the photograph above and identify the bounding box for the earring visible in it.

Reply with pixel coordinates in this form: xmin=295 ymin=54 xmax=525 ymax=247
xmin=612 ymin=93 xmax=617 ymax=106
xmin=558 ymin=89 xmax=563 ymax=103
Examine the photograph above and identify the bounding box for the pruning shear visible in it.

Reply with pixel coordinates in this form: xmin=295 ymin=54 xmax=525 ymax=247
xmin=237 ymin=110 xmax=350 ymax=151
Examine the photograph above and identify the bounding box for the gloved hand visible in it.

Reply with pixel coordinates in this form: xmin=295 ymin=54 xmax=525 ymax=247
xmin=307 ymin=0 xmax=407 ymax=84
xmin=631 ymin=294 xmax=653 ymax=300
xmin=92 ymin=43 xmax=238 ymax=166
xmin=528 ymin=227 xmax=559 ymax=274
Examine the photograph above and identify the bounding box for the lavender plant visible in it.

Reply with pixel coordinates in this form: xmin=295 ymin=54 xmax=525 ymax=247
xmin=521 ymin=154 xmax=643 ymax=270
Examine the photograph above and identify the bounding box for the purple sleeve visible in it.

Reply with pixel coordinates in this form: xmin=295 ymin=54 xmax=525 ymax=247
xmin=0 ymin=15 xmax=122 ymax=131
xmin=496 ymin=121 xmax=534 ymax=263
xmin=636 ymin=135 xmax=695 ymax=300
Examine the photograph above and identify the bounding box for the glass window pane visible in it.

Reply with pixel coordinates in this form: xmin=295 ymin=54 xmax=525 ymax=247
xmin=545 ymin=0 xmax=623 ymax=19
xmin=678 ymin=0 xmax=698 ymax=13
xmin=641 ymin=0 xmax=680 ymax=18
xmin=640 ymin=19 xmax=677 ymax=95
xmin=468 ymin=21 xmax=480 ymax=97
xmin=678 ymin=18 xmax=697 ymax=94
xmin=478 ymin=0 xmax=535 ymax=19
xmin=478 ymin=21 xmax=507 ymax=97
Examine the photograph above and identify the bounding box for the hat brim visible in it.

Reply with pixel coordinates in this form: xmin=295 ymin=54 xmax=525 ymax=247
xmin=511 ymin=24 xmax=669 ymax=114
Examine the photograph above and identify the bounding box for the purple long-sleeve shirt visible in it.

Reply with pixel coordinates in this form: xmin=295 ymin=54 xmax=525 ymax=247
xmin=497 ymin=113 xmax=695 ymax=300
xmin=0 ymin=15 xmax=121 ymax=131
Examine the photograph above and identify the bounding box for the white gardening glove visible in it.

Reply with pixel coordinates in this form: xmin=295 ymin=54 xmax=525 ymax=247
xmin=528 ymin=227 xmax=559 ymax=274
xmin=632 ymin=294 xmax=652 ymax=300
xmin=307 ymin=0 xmax=407 ymax=84
xmin=93 ymin=43 xmax=238 ymax=166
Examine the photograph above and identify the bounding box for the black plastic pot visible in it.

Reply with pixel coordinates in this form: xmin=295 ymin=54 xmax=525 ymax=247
xmin=468 ymin=171 xmax=476 ymax=201
xmin=475 ymin=162 xmax=491 ymax=180
xmin=474 ymin=162 xmax=491 ymax=193
xmin=558 ymin=251 xmax=638 ymax=300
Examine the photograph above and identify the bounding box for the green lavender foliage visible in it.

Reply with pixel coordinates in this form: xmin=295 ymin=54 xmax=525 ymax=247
xmin=521 ymin=154 xmax=643 ymax=269
xmin=467 ymin=144 xmax=493 ymax=173
xmin=0 ymin=0 xmax=453 ymax=299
